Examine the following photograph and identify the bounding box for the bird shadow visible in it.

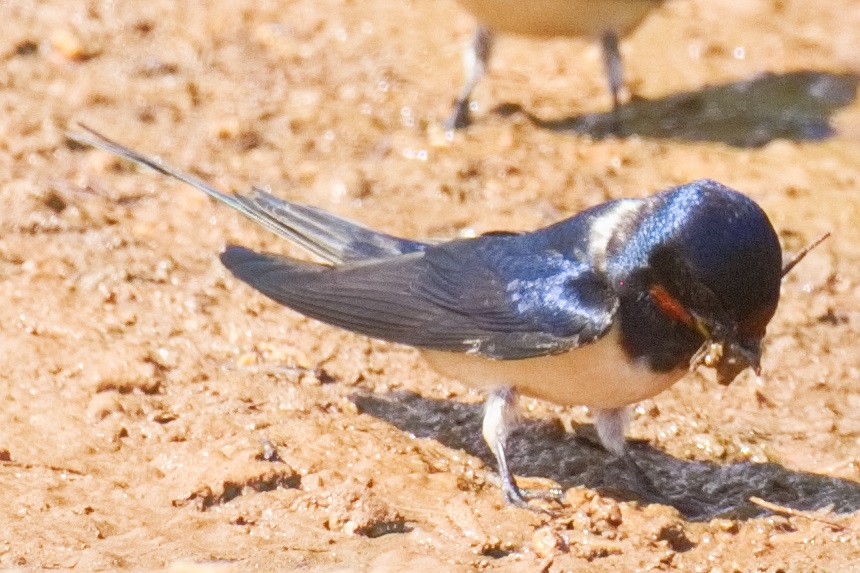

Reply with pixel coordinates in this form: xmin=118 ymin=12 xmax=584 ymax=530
xmin=495 ymin=70 xmax=859 ymax=148
xmin=352 ymin=390 xmax=860 ymax=521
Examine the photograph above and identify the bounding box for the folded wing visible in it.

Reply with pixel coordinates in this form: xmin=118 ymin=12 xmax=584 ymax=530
xmin=221 ymin=233 xmax=618 ymax=359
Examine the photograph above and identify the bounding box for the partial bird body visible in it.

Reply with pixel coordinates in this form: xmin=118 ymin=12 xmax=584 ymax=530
xmin=221 ymin=195 xmax=688 ymax=409
xmin=455 ymin=0 xmax=663 ymax=38
xmin=446 ymin=0 xmax=667 ymax=128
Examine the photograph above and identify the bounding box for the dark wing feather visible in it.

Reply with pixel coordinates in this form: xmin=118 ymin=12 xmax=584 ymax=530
xmin=235 ymin=188 xmax=427 ymax=263
xmin=221 ymin=233 xmax=617 ymax=359
xmin=68 ymin=125 xmax=425 ymax=264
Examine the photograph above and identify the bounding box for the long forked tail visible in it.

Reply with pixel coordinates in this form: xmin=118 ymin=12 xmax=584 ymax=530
xmin=67 ymin=124 xmax=427 ymax=264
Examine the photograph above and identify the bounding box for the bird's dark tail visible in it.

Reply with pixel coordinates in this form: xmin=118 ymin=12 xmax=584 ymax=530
xmin=67 ymin=124 xmax=427 ymax=264
xmin=237 ymin=186 xmax=427 ymax=264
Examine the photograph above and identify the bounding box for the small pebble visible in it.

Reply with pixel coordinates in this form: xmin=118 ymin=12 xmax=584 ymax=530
xmin=50 ymin=29 xmax=86 ymax=61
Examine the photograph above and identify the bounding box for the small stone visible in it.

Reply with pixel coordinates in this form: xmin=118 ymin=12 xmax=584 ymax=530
xmin=50 ymin=29 xmax=86 ymax=61
xmin=236 ymin=352 xmax=258 ymax=367
xmin=531 ymin=527 xmax=566 ymax=558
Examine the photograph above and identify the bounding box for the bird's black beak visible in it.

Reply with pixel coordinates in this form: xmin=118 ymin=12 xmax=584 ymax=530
xmin=698 ymin=232 xmax=830 ymax=385
xmin=689 ymin=325 xmax=762 ymax=386
xmin=714 ymin=337 xmax=762 ymax=385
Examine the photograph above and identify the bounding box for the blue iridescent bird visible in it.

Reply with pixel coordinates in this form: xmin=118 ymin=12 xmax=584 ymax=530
xmin=71 ymin=126 xmax=795 ymax=508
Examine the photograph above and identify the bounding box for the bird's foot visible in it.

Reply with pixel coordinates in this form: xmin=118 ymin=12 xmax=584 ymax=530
xmin=496 ymin=473 xmax=563 ymax=515
xmin=445 ymin=99 xmax=472 ymax=132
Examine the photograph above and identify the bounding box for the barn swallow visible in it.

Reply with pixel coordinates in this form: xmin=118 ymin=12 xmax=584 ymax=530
xmin=70 ymin=126 xmax=819 ymax=509
xmin=447 ymin=0 xmax=666 ymax=129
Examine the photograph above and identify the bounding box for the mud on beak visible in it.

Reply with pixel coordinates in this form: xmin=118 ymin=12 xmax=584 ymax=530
xmin=691 ymin=336 xmax=762 ymax=386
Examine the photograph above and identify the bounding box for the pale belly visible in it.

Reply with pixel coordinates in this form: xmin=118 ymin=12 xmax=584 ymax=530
xmin=454 ymin=0 xmax=664 ymax=38
xmin=421 ymin=326 xmax=684 ymax=409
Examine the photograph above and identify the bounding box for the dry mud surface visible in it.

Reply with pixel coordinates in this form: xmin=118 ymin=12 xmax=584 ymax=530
xmin=2 ymin=0 xmax=860 ymax=571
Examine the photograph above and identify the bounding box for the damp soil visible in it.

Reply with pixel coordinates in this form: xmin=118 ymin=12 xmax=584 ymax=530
xmin=2 ymin=0 xmax=860 ymax=570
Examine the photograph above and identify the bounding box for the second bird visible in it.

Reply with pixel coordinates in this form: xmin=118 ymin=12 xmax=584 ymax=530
xmin=447 ymin=0 xmax=666 ymax=129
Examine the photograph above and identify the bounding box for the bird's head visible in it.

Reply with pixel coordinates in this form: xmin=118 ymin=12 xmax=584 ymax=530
xmin=617 ymin=181 xmax=784 ymax=384
xmin=644 ymin=242 xmax=777 ymax=385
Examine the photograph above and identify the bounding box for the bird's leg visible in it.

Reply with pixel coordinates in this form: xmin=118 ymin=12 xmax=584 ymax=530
xmin=446 ymin=23 xmax=493 ymax=131
xmin=600 ymin=30 xmax=624 ymax=117
xmin=594 ymin=406 xmax=629 ymax=458
xmin=482 ymin=386 xmax=562 ymax=509
xmin=594 ymin=407 xmax=667 ymax=503
xmin=483 ymin=386 xmax=528 ymax=506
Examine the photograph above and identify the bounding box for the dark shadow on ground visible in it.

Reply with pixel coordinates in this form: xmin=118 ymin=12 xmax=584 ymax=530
xmin=353 ymin=390 xmax=860 ymax=521
xmin=495 ymin=71 xmax=859 ymax=148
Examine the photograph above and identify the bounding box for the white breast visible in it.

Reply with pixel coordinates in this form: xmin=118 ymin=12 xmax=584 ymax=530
xmin=421 ymin=325 xmax=683 ymax=409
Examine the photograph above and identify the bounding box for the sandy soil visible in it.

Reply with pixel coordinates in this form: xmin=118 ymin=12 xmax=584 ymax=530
xmin=2 ymin=0 xmax=860 ymax=570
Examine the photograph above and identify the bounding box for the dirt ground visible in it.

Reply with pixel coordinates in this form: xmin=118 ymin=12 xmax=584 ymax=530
xmin=2 ymin=0 xmax=860 ymax=570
